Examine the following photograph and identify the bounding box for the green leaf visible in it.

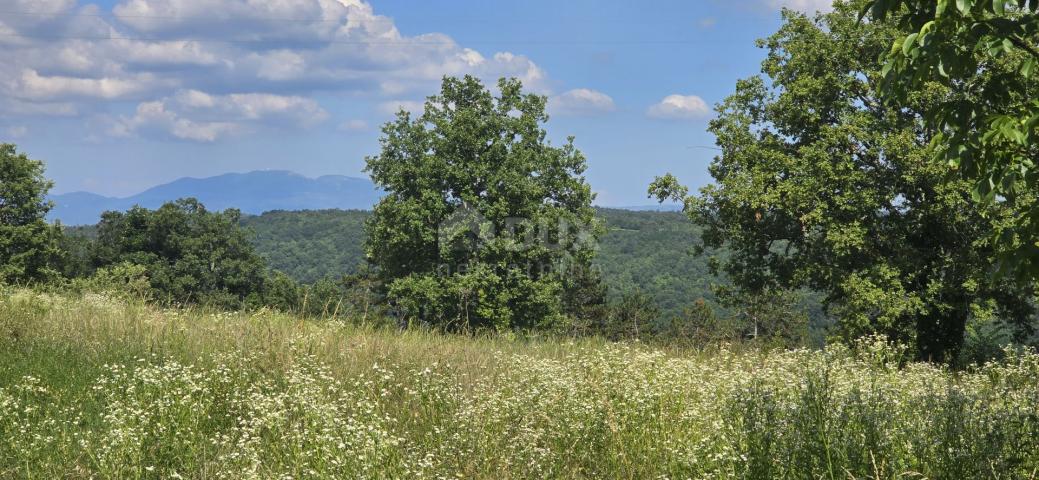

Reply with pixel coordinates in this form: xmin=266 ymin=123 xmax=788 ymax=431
xmin=903 ymin=33 xmax=919 ymax=56
xmin=1022 ymin=58 xmax=1036 ymax=77
xmin=890 ymin=38 xmax=904 ymax=55
xmin=957 ymin=0 xmax=974 ymax=13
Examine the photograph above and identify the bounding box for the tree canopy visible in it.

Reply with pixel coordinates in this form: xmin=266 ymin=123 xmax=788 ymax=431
xmin=650 ymin=2 xmax=1035 ymax=361
xmin=0 ymin=144 xmax=62 ymax=284
xmin=365 ymin=75 xmax=601 ymax=331
xmin=91 ymin=198 xmax=268 ymax=307
xmin=867 ymin=0 xmax=1039 ymax=279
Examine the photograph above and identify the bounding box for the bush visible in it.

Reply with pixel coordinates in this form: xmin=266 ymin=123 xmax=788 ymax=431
xmin=957 ymin=316 xmax=1015 ymax=368
xmin=69 ymin=262 xmax=152 ymax=301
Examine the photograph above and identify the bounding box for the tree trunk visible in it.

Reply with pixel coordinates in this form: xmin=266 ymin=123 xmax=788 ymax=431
xmin=915 ymin=303 xmax=969 ymax=363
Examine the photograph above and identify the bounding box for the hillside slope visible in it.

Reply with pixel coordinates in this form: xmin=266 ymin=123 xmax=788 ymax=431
xmin=242 ymin=208 xmax=719 ymax=318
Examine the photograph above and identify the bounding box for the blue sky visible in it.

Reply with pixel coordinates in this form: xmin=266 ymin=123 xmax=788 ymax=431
xmin=1 ymin=0 xmax=831 ymax=206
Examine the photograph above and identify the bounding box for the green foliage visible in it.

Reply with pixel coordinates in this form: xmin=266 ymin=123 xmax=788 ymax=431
xmin=365 ymin=75 xmax=601 ymax=331
xmin=243 ymin=207 xmax=730 ymax=322
xmin=71 ymin=205 xmax=740 ymax=332
xmin=240 ymin=209 xmax=368 ymax=283
xmin=867 ymin=0 xmax=1039 ymax=279
xmin=262 ymin=270 xmax=303 ymax=312
xmin=55 ymin=228 xmax=94 ymax=279
xmin=721 ymin=288 xmax=811 ymax=348
xmin=90 ymin=198 xmax=269 ymax=308
xmin=70 ymin=262 xmax=152 ymax=301
xmin=597 ymin=289 xmax=661 ymax=341
xmin=658 ymin=299 xmax=733 ymax=346
xmin=651 ymin=3 xmax=1035 ymax=361
xmin=0 ymin=144 xmax=62 ymax=284
xmin=594 ymin=208 xmax=723 ymax=320
xmin=560 ymin=262 xmax=610 ymax=336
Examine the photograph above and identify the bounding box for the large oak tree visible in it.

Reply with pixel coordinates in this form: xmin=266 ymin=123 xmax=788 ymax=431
xmin=651 ymin=2 xmax=1035 ymax=361
xmin=365 ymin=76 xmax=601 ymax=331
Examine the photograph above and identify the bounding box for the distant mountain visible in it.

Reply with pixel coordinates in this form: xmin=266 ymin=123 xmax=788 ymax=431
xmin=615 ymin=204 xmax=684 ymax=212
xmin=48 ymin=170 xmax=383 ymax=225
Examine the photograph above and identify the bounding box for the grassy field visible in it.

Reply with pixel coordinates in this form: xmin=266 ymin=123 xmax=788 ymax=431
xmin=2 ymin=289 xmax=1038 ymax=479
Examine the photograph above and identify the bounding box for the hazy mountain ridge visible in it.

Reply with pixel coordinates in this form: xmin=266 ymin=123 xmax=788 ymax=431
xmin=49 ymin=170 xmax=687 ymax=225
xmin=48 ymin=170 xmax=384 ymax=225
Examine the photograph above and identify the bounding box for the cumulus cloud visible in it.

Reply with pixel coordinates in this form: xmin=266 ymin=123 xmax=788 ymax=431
xmin=111 ymin=101 xmax=241 ymax=142
xmin=646 ymin=94 xmax=710 ymax=120
xmin=549 ymin=88 xmax=615 ymax=116
xmin=0 ymin=0 xmax=553 ymax=139
xmin=766 ymin=0 xmax=835 ymax=13
xmin=14 ymin=69 xmax=172 ymax=100
xmin=112 ymin=90 xmax=328 ymax=141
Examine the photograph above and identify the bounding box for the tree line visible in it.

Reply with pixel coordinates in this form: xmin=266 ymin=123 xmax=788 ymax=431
xmin=238 ymin=208 xmax=743 ymax=323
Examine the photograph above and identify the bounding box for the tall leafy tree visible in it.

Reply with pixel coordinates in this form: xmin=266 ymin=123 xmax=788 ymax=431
xmin=0 ymin=144 xmax=62 ymax=284
xmin=650 ymin=3 xmax=1035 ymax=361
xmin=92 ymin=198 xmax=268 ymax=307
xmin=365 ymin=75 xmax=601 ymax=331
xmin=866 ymin=0 xmax=1039 ymax=279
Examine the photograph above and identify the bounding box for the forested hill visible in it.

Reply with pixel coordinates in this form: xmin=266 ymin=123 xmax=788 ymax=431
xmin=593 ymin=209 xmax=720 ymax=316
xmin=240 ymin=209 xmax=370 ymax=284
xmin=241 ymin=208 xmax=719 ymax=319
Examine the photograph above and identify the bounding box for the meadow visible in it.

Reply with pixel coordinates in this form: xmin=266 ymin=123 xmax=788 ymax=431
xmin=2 ymin=288 xmax=1038 ymax=479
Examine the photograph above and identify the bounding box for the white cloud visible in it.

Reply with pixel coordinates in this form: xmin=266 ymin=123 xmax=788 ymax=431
xmin=0 ymin=0 xmax=557 ymax=140
xmin=766 ymin=0 xmax=835 ymax=13
xmin=14 ymin=70 xmax=171 ymax=101
xmin=102 ymin=0 xmax=551 ymax=95
xmin=110 ymin=100 xmax=241 ymax=142
xmin=218 ymin=93 xmax=329 ymax=127
xmin=647 ymin=94 xmax=710 ymax=120
xmin=118 ymin=40 xmax=222 ymax=67
xmin=549 ymin=89 xmax=615 ymax=116
xmin=114 ymin=90 xmax=328 ymax=142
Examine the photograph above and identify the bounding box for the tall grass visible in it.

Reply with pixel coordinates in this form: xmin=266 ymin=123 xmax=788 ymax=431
xmin=1 ymin=288 xmax=1038 ymax=479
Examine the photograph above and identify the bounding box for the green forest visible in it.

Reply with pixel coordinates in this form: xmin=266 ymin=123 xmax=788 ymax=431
xmin=241 ymin=208 xmax=717 ymax=315
xmin=240 ymin=208 xmax=831 ymax=342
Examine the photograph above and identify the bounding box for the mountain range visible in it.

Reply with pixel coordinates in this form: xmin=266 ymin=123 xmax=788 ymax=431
xmin=48 ymin=170 xmax=685 ymax=225
xmin=48 ymin=170 xmax=384 ymax=225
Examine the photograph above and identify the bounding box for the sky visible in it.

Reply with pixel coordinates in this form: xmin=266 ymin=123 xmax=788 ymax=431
xmin=0 ymin=0 xmax=833 ymax=206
